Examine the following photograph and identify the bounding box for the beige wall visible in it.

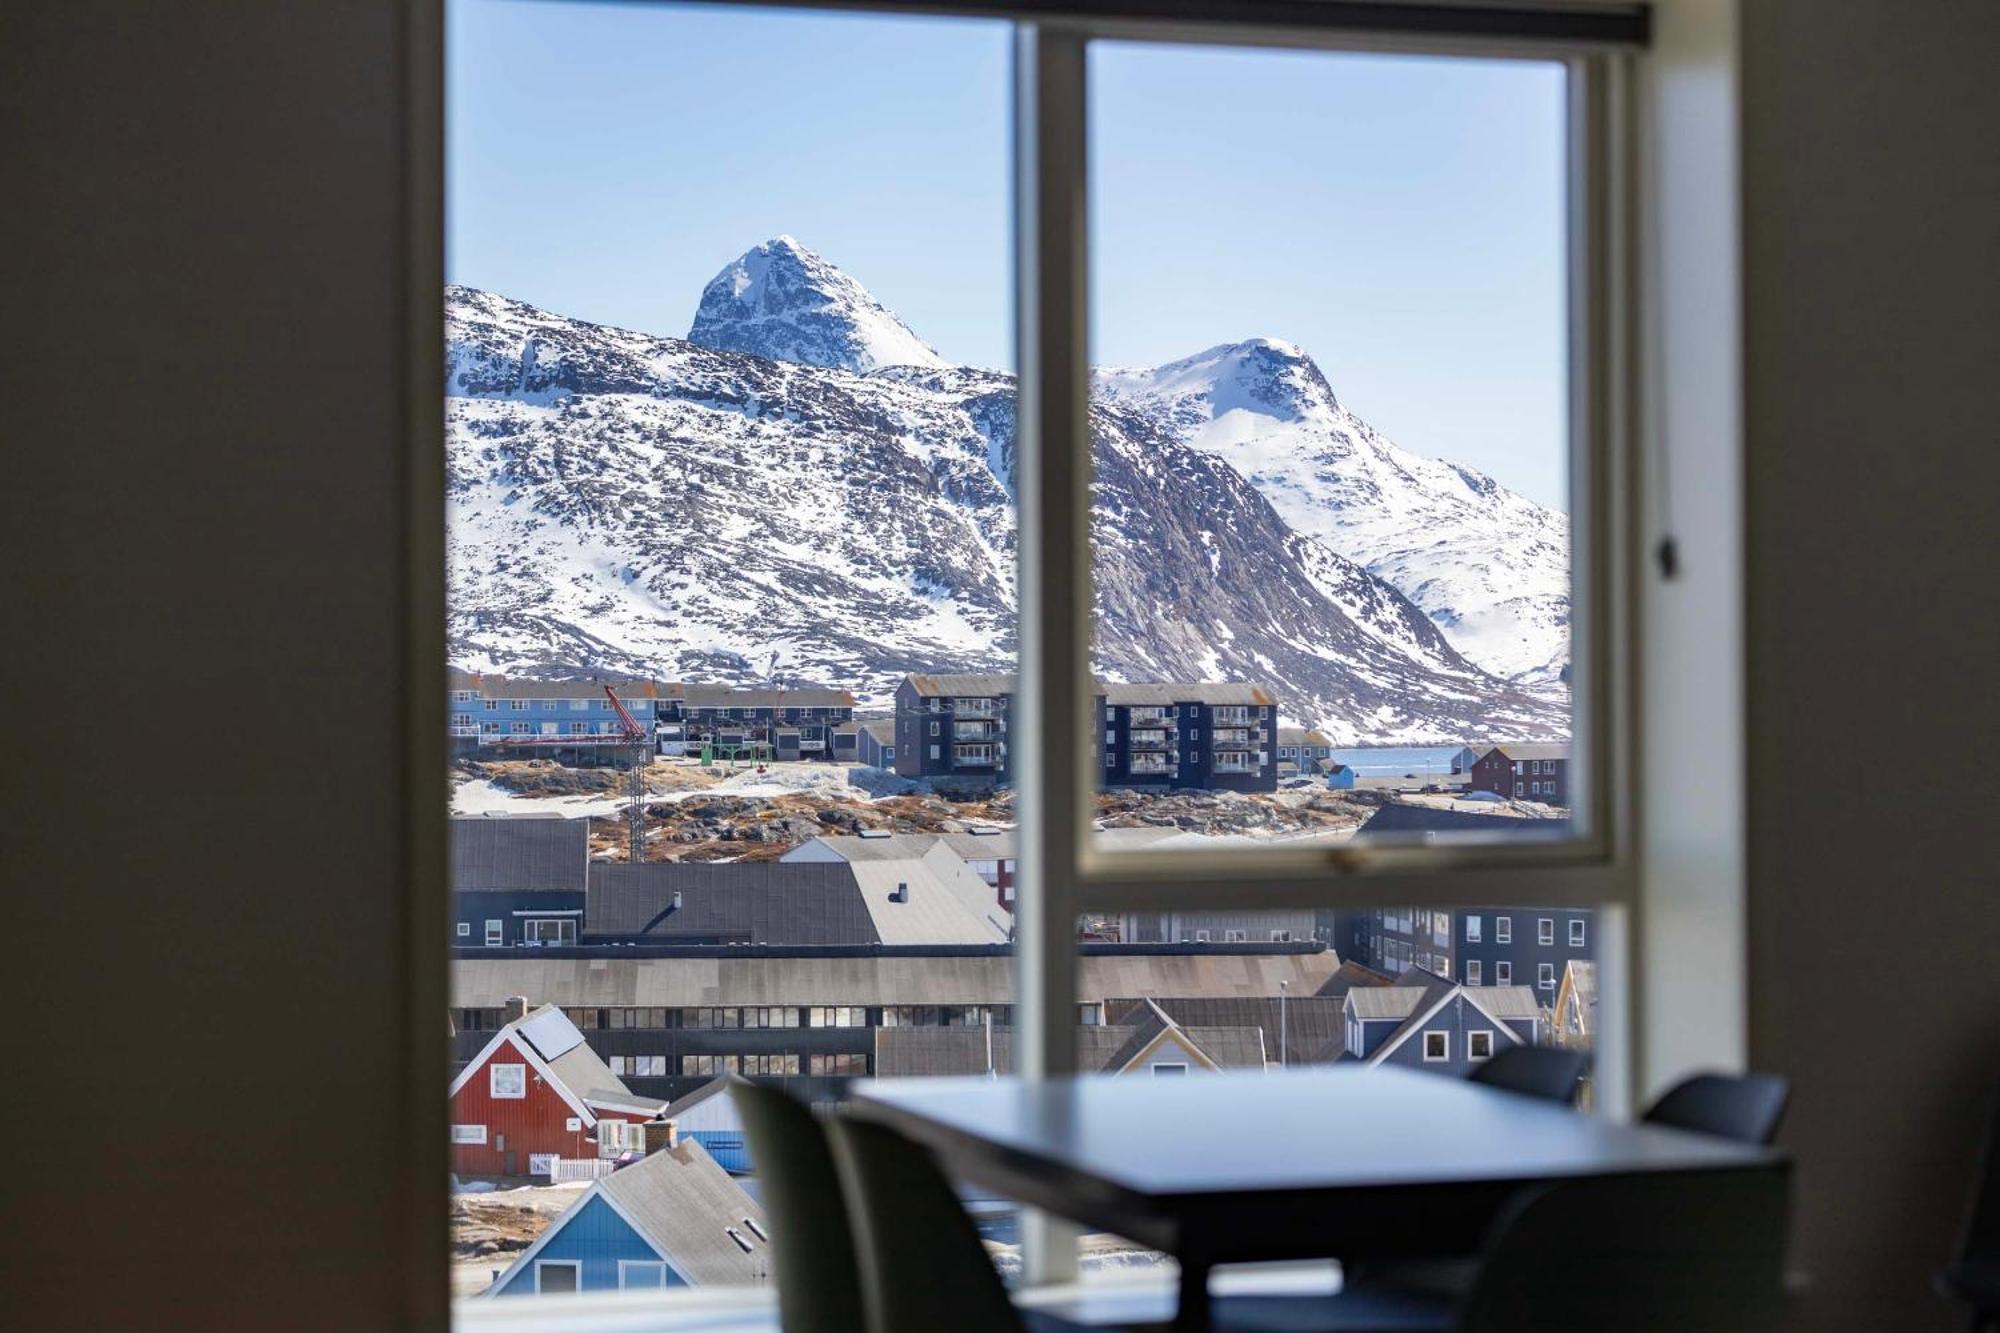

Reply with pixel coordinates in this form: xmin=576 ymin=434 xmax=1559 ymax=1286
xmin=1740 ymin=2 xmax=2000 ymax=1328
xmin=0 ymin=4 xmax=444 ymax=1330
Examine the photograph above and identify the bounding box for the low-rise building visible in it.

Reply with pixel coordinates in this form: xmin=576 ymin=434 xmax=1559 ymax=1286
xmin=448 ymin=669 xmax=665 ymax=758
xmin=1275 ymin=727 xmax=1337 ymax=775
xmin=1334 ymin=969 xmax=1543 ymax=1075
xmin=1468 ymin=743 xmax=1572 ymax=804
xmin=1101 ymin=683 xmax=1279 ymax=793
xmin=854 ymin=718 xmax=896 ymax=769
xmin=452 ymin=816 xmax=589 ymax=948
xmin=483 ymin=1130 xmax=768 ymax=1296
xmin=658 ymin=685 xmax=857 ymax=761
xmin=874 ymin=998 xmax=1269 ymax=1077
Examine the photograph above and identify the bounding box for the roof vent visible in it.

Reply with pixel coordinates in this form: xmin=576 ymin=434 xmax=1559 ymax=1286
xmin=671 ymin=890 xmax=683 ymax=911
xmin=725 ymin=1227 xmax=754 ymax=1254
xmin=891 ymin=882 xmax=909 ymax=904
xmin=857 ymin=828 xmax=892 ymax=840
xmin=967 ymin=826 xmax=999 ymax=836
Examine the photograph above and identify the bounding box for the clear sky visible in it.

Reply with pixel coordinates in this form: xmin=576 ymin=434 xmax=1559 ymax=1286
xmin=448 ymin=1 xmax=1568 ymax=508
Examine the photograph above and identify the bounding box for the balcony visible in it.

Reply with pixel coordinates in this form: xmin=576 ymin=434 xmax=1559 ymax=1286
xmin=953 ymin=699 xmax=1000 ymax=717
xmin=1212 ymin=728 xmax=1251 ymax=745
xmin=449 ymin=721 xmax=479 ymax=738
xmin=1214 ymin=752 xmax=1258 ymax=775
xmin=953 ymin=745 xmax=998 ymax=768
xmin=954 ymin=719 xmax=998 ymax=740
xmin=1129 ymin=755 xmax=1173 ymax=776
xmin=1129 ymin=733 xmax=1174 ymax=751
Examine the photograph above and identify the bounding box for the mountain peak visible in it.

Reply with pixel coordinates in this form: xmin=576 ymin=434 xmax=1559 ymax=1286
xmin=687 ymin=237 xmax=946 ymax=373
xmin=1100 ymin=337 xmax=1341 ymax=425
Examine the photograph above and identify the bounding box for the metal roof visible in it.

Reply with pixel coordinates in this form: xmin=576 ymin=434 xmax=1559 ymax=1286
xmin=901 ymin=673 xmax=1017 ymax=697
xmin=451 ymin=817 xmax=589 ymax=893
xmin=787 ymin=832 xmax=943 ymax=863
xmin=859 ymin=719 xmax=896 ymax=742
xmin=1312 ymin=960 xmax=1396 ymax=999
xmin=596 ymin=1138 xmax=771 ymax=1286
xmin=937 ymin=829 xmax=1018 ymax=860
xmin=586 ymin=863 xmax=879 ymax=945
xmin=448 ymin=668 xmax=666 ymax=701
xmin=848 ymin=846 xmax=1012 ymax=947
xmin=1275 ymin=727 xmax=1334 ymax=746
xmin=1106 ymin=995 xmax=1346 ymax=1065
xmin=676 ymin=685 xmax=855 ymax=708
xmin=1345 ymin=986 xmax=1431 ymax=1021
xmin=1482 ymin=743 xmax=1572 ymax=762
xmin=1103 ymin=682 xmax=1276 ymax=706
xmin=872 ymin=1022 xmax=1268 ymax=1077
xmin=452 ymin=949 xmax=1344 ymax=1008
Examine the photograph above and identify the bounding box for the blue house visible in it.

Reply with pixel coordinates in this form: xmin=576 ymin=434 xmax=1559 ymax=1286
xmin=1325 ymin=763 xmax=1356 ymax=790
xmin=486 ymin=1134 xmax=770 ymax=1296
xmin=657 ymin=1077 xmax=751 ymax=1173
xmin=448 ymin=668 xmax=664 ymax=758
xmin=452 ymin=816 xmax=589 ymax=947
xmin=855 ymin=718 xmax=897 ymax=769
xmin=1339 ymin=969 xmax=1543 ymax=1078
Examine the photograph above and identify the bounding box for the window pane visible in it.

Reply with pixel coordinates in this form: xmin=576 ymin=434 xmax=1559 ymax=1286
xmin=445 ymin=0 xmax=1011 ymax=1304
xmin=1088 ymin=43 xmax=1576 ymax=857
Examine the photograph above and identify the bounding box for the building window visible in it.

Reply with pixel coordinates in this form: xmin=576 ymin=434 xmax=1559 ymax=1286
xmin=1468 ymin=1031 xmax=1495 ymax=1061
xmin=1224 ymin=929 xmax=1247 ymax=943
xmin=1194 ymin=929 xmax=1210 ymax=943
xmin=451 ymin=690 xmax=474 ymax=702
xmin=1466 ymin=959 xmax=1482 ymax=986
xmin=1270 ymin=929 xmax=1292 ymax=942
xmin=456 ymin=922 xmax=469 ymax=938
xmin=483 ymin=919 xmax=502 ymax=947
xmin=1538 ymin=918 xmax=1555 ymax=945
xmin=1497 ymin=961 xmax=1513 ymax=985
xmin=1465 ymin=915 xmax=1482 ymax=943
xmin=1423 ymin=1031 xmax=1449 ymax=1062
xmin=483 ymin=699 xmax=499 ymax=711
xmin=1538 ymin=963 xmax=1557 ymax=990
xmin=450 ymin=1124 xmax=487 ymax=1144
xmin=535 ymin=1261 xmax=581 ymax=1295
xmin=1152 ymin=1062 xmax=1189 ymax=1077
xmin=508 ymin=721 xmax=529 ymax=735
xmin=1496 ymin=917 xmax=1512 ymax=944
xmin=509 ymin=699 xmax=527 ymax=710
xmin=620 ymin=1261 xmax=669 ymax=1289
xmin=1570 ymin=919 xmax=1587 ymax=947
xmin=489 ymin=1063 xmax=526 ymax=1099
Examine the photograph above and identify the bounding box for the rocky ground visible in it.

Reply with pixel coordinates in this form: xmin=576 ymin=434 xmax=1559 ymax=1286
xmin=450 ymin=1181 xmax=590 ymax=1298
xmin=453 ymin=758 xmax=1390 ymax=862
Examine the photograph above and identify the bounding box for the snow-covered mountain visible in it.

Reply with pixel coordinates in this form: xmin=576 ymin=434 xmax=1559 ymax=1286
xmin=444 ymin=240 xmax=1567 ymax=742
xmin=686 ymin=235 xmax=945 ymax=373
xmin=1099 ymin=340 xmax=1571 ymax=682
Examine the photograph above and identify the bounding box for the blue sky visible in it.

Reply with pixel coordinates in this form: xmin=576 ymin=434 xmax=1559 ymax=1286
xmin=448 ymin=2 xmax=1567 ymax=508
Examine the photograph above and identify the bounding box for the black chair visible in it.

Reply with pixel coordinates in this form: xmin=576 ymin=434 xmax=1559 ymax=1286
xmin=1467 ymin=1046 xmax=1590 ymax=1105
xmin=1643 ymin=1071 xmax=1790 ymax=1145
xmin=1939 ymin=1078 xmax=2000 ymax=1332
xmin=728 ymin=1077 xmax=869 ymax=1333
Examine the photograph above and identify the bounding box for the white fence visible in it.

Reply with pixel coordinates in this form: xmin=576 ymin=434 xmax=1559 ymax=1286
xmin=547 ymin=1158 xmax=616 ymax=1184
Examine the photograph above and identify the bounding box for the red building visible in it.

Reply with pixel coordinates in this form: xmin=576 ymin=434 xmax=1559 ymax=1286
xmin=1468 ymin=743 xmax=1572 ymax=805
xmin=449 ymin=1000 xmax=666 ymax=1178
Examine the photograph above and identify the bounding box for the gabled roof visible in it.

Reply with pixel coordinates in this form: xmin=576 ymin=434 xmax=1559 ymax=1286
xmin=451 ymin=816 xmax=590 ymax=893
xmin=1555 ymin=960 xmax=1597 ymax=1039
xmin=1482 ymin=743 xmax=1571 ymax=762
xmin=1364 ymin=980 xmax=1543 ymax=1065
xmin=659 ymin=1076 xmax=734 ymax=1123
xmin=872 ymin=1019 xmax=1267 ymax=1077
xmin=1105 ymin=995 xmax=1346 ymax=1066
xmin=1275 ymin=727 xmax=1334 ymax=746
xmin=1104 ymin=682 xmax=1275 ymax=706
xmin=449 ymin=1004 xmax=663 ymax=1125
xmin=789 ymin=832 xmax=942 ymax=862
xmin=858 ymin=719 xmax=897 ymax=743
xmin=1312 ymin=960 xmax=1397 ymax=999
xmin=586 ymin=862 xmax=878 ymax=944
xmin=448 ymin=668 xmax=665 ymax=701
xmin=901 ymin=673 xmax=1018 ymax=697
xmin=491 ymin=1137 xmax=769 ymax=1294
xmin=937 ymin=828 xmax=1018 ymax=860
xmin=848 ymin=844 xmax=1011 ymax=946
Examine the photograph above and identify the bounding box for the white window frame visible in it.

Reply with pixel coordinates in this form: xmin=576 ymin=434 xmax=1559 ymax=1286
xmin=1468 ymin=1030 xmax=1495 ymax=1061
xmin=489 ymin=1063 xmax=526 ymax=1099
xmin=456 ymin=921 xmax=469 ymax=938
xmin=534 ymin=1260 xmax=582 ymax=1295
xmin=1465 ymin=915 xmax=1482 ymax=943
xmin=1539 ymin=963 xmax=1558 ymax=990
xmin=1571 ymin=918 xmax=1588 ymax=947
xmin=1497 ymin=961 xmax=1513 ymax=985
xmin=1466 ymin=959 xmax=1482 ymax=986
xmin=450 ymin=1123 xmax=486 ymax=1144
xmin=1150 ymin=1062 xmax=1189 ymax=1077
xmin=1539 ymin=917 xmax=1556 ymax=945
xmin=1496 ymin=916 xmax=1513 ymax=944
xmin=484 ymin=919 xmax=502 ymax=947
xmin=1423 ymin=1031 xmax=1450 ymax=1062
xmin=618 ymin=1260 xmax=669 ymax=1290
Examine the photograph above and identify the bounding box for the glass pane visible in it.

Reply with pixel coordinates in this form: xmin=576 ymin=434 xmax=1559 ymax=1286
xmin=1087 ymin=43 xmax=1576 ymax=855
xmin=445 ymin=0 xmax=1011 ymax=1305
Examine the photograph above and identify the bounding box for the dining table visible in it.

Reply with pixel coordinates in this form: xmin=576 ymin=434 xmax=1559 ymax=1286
xmin=851 ymin=1064 xmax=1788 ymax=1333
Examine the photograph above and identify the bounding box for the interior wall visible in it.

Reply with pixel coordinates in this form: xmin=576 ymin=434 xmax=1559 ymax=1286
xmin=1740 ymin=2 xmax=2000 ymax=1328
xmin=0 ymin=4 xmax=444 ymax=1331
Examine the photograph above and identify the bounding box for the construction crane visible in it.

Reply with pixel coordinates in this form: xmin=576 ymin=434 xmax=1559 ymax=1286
xmin=603 ymin=684 xmax=651 ymax=863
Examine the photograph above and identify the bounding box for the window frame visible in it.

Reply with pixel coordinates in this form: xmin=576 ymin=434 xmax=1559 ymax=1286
xmin=1423 ymin=1030 xmax=1450 ymax=1062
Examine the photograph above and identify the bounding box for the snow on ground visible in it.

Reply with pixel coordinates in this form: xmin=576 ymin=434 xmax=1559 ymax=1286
xmin=452 ymin=779 xmax=635 ymax=820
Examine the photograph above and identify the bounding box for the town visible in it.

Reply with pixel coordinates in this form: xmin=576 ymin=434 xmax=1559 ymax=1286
xmin=446 ymin=668 xmax=1585 ymax=1297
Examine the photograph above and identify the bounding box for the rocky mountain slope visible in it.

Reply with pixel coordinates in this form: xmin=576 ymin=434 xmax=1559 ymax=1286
xmin=445 ymin=240 xmax=1566 ymax=742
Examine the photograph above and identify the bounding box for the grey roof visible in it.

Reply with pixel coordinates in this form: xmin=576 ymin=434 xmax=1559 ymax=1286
xmin=1104 ymin=682 xmax=1276 ymax=706
xmin=859 ymin=719 xmax=896 ymax=743
xmin=506 ymin=1004 xmax=662 ymax=1115
xmin=453 ymin=949 xmax=1347 ymax=1009
xmin=659 ymin=1076 xmax=733 ymax=1123
xmin=1312 ymin=960 xmax=1396 ymax=999
xmin=1356 ymin=802 xmax=1571 ymax=839
xmin=1482 ymin=743 xmax=1571 ymax=762
xmin=1345 ymin=985 xmax=1432 ymax=1021
xmin=452 ymin=817 xmax=589 ymax=893
xmin=448 ymin=668 xmax=666 ymax=701
xmin=677 ymin=684 xmax=855 ymax=708
xmin=789 ymin=832 xmax=943 ymax=863
xmin=596 ymin=1137 xmax=770 ymax=1285
xmin=1276 ymin=727 xmax=1334 ymax=746
xmin=872 ymin=1020 xmax=1267 ymax=1077
xmin=1106 ymin=994 xmax=1346 ymax=1065
xmin=902 ymin=673 xmax=1017 ymax=697
xmin=586 ymin=863 xmax=879 ymax=945
xmin=938 ymin=829 xmax=1018 ymax=860
xmin=1470 ymin=985 xmax=1544 ymax=1021
xmin=846 ymin=846 xmax=1012 ymax=946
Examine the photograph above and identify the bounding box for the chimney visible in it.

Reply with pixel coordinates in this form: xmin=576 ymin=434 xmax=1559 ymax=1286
xmin=891 ymin=881 xmax=909 ymax=904
xmin=503 ymin=995 xmax=530 ymax=1024
xmin=643 ymin=1118 xmax=679 ymax=1154
xmin=671 ymin=890 xmax=683 ymax=912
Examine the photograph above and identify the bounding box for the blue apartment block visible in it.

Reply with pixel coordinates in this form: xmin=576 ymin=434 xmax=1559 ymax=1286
xmin=448 ymin=669 xmax=662 ymax=757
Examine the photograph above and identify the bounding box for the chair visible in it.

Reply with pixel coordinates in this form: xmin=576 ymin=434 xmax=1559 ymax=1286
xmin=727 ymin=1077 xmax=868 ymax=1333
xmin=1467 ymin=1046 xmax=1590 ymax=1105
xmin=1938 ymin=1078 xmax=2000 ymax=1332
xmin=1643 ymin=1072 xmax=1790 ymax=1145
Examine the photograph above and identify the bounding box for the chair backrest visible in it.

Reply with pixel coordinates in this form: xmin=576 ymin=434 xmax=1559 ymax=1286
xmin=1950 ymin=1074 xmax=2000 ymax=1272
xmin=1469 ymin=1046 xmax=1590 ymax=1105
xmin=727 ymin=1077 xmax=868 ymax=1333
xmin=826 ymin=1115 xmax=1025 ymax=1333
xmin=1459 ymin=1169 xmax=1789 ymax=1333
xmin=1643 ymin=1072 xmax=1791 ymax=1145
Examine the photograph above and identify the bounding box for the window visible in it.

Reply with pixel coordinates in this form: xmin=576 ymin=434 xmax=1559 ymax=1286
xmin=1570 ymin=919 xmax=1587 ymax=948
xmin=489 ymin=1063 xmax=525 ymax=1099
xmin=1423 ymin=1032 xmax=1449 ymax=1062
xmin=1468 ymin=1031 xmax=1495 ymax=1061
xmin=1224 ymin=929 xmax=1247 ymax=943
xmin=619 ymin=1261 xmax=668 ymax=1289
xmin=1496 ymin=917 xmax=1513 ymax=944
xmin=1538 ymin=918 xmax=1556 ymax=946
xmin=450 ymin=1123 xmax=486 ymax=1144
xmin=1497 ymin=962 xmax=1513 ymax=985
xmin=1194 ymin=929 xmax=1210 ymax=943
xmin=524 ymin=917 xmax=576 ymax=946
xmin=1538 ymin=963 xmax=1557 ymax=990
xmin=535 ymin=1261 xmax=581 ymax=1295
xmin=455 ymin=922 xmax=469 ymax=938
xmin=483 ymin=698 xmax=498 ymax=711
xmin=509 ymin=699 xmax=527 ymax=711
xmin=1465 ymin=916 xmax=1482 ymax=943
xmin=1465 ymin=959 xmax=1482 ymax=986
xmin=1269 ymin=929 xmax=1292 ymax=943
xmin=1151 ymin=1063 xmax=1189 ymax=1077
xmin=451 ymin=690 xmax=474 ymax=702
xmin=483 ymin=919 xmax=502 ymax=947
